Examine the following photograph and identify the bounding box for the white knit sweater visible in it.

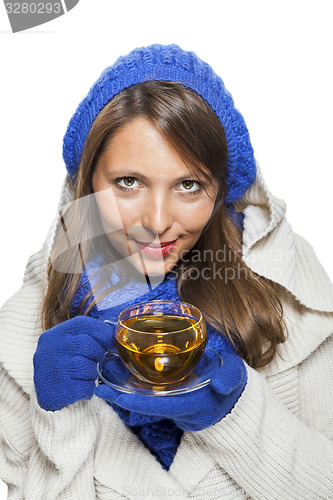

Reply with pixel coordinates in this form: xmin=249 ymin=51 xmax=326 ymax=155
xmin=1 ymin=164 xmax=333 ymax=500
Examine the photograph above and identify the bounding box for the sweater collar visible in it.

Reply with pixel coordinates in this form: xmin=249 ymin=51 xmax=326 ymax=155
xmin=236 ymin=161 xmax=333 ymax=313
xmin=235 ymin=162 xmax=333 ymax=375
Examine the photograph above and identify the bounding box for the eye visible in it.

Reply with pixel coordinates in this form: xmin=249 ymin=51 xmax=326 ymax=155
xmin=122 ymin=177 xmax=136 ymax=187
xmin=115 ymin=176 xmax=141 ymax=190
xmin=177 ymin=180 xmax=201 ymax=194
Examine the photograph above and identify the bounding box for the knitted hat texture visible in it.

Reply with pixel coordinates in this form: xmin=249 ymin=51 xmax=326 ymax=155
xmin=63 ymin=44 xmax=256 ymax=203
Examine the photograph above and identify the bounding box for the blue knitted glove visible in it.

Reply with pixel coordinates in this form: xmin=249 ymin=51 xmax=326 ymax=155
xmin=33 ymin=316 xmax=115 ymax=411
xmin=95 ymin=337 xmax=247 ymax=431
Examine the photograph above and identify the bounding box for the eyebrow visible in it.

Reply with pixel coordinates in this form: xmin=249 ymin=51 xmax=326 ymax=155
xmin=104 ymin=168 xmax=203 ymax=183
xmin=105 ymin=169 xmax=149 ymax=181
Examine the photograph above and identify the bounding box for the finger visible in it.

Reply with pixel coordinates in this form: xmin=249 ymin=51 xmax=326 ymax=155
xmin=71 ymin=335 xmax=106 ymax=362
xmin=90 ymin=320 xmax=116 ymax=351
xmin=210 ymin=356 xmax=247 ymax=395
xmin=95 ymin=384 xmax=123 ymax=404
xmin=114 ymin=389 xmax=208 ymax=418
xmin=70 ymin=357 xmax=98 ymax=381
xmin=69 ymin=379 xmax=96 ymax=404
xmin=74 ymin=316 xmax=116 ymax=351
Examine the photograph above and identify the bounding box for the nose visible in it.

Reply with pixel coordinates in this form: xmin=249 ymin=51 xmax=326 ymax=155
xmin=141 ymin=191 xmax=173 ymax=235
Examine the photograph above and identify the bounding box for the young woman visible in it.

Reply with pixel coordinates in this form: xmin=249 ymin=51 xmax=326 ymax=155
xmin=0 ymin=44 xmax=332 ymax=499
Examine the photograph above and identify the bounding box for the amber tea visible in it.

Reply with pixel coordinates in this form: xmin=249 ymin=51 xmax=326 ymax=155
xmin=115 ymin=313 xmax=206 ymax=385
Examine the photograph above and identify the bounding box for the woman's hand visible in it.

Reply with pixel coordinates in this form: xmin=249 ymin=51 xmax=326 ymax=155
xmin=95 ymin=348 xmax=247 ymax=431
xmin=33 ymin=316 xmax=115 ymax=411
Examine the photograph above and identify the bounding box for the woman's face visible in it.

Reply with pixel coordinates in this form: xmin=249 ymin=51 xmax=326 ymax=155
xmin=92 ymin=117 xmax=217 ymax=276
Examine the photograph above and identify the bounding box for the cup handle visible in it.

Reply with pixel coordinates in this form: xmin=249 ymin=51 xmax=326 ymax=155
xmin=97 ymin=320 xmax=122 ymax=384
xmin=103 ymin=319 xmax=118 ymax=355
xmin=103 ymin=319 xmax=118 ymax=327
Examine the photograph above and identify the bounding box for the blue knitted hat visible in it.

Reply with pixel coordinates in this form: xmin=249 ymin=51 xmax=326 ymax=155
xmin=63 ymin=44 xmax=256 ymax=203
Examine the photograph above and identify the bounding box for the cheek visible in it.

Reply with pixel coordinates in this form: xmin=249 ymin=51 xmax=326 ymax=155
xmin=182 ymin=200 xmax=215 ymax=233
xmin=94 ymin=189 xmax=126 ymax=231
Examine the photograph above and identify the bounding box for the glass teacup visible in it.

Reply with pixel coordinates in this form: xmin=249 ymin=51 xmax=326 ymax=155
xmin=112 ymin=300 xmax=207 ymax=385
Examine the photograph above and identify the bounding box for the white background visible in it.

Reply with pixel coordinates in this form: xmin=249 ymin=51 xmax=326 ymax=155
xmin=0 ymin=1 xmax=332 ymax=497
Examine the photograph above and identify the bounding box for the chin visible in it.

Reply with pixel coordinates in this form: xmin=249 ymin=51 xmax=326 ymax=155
xmin=136 ymin=261 xmax=169 ymax=277
xmin=133 ymin=256 xmax=176 ymax=278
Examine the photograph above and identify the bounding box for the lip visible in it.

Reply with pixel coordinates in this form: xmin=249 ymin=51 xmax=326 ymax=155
xmin=134 ymin=238 xmax=178 ymax=258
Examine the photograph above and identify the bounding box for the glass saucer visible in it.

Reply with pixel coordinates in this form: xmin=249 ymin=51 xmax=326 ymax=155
xmin=97 ymin=346 xmax=222 ymax=396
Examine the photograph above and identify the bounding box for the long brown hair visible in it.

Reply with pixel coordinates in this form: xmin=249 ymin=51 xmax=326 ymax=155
xmin=42 ymin=81 xmax=286 ymax=368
